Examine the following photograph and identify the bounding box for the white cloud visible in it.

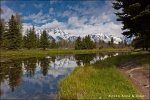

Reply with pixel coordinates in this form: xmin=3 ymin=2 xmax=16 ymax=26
xmin=22 ymin=1 xmax=123 ymax=37
xmin=33 ymin=4 xmax=43 ymax=9
xmin=23 ymin=10 xmax=51 ymax=24
xmin=1 ymin=5 xmax=15 ymax=21
xmin=40 ymin=19 xmax=67 ymax=29
xmin=88 ymin=12 xmax=111 ymax=25
xmin=20 ymin=4 xmax=25 ymax=8
xmin=24 ymin=10 xmax=43 ymax=20
xmin=49 ymin=8 xmax=54 ymax=14
xmin=62 ymin=11 xmax=71 ymax=17
xmin=64 ymin=22 xmax=123 ymax=37
xmin=68 ymin=3 xmax=102 ymax=17
xmin=68 ymin=16 xmax=87 ymax=28
xmin=50 ymin=0 xmax=61 ymax=4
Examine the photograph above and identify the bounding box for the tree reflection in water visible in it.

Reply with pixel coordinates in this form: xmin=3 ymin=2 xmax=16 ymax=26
xmin=0 ymin=57 xmax=53 ymax=95
xmin=0 ymin=60 xmax=23 ymax=92
xmin=24 ymin=58 xmax=37 ymax=78
xmin=74 ymin=53 xmax=96 ymax=66
xmin=40 ymin=57 xmax=51 ymax=76
xmin=0 ymin=53 xmax=123 ymax=98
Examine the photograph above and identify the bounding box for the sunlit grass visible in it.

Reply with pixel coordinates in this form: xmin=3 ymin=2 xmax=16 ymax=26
xmin=135 ymin=54 xmax=150 ymax=68
xmin=58 ymin=54 xmax=142 ymax=99
xmin=0 ymin=48 xmax=130 ymax=58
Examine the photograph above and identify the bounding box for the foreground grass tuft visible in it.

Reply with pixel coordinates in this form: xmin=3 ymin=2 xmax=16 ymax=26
xmin=58 ymin=54 xmax=142 ymax=99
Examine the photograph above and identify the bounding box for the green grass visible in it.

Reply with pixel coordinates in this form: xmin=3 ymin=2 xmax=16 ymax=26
xmin=135 ymin=54 xmax=150 ymax=68
xmin=58 ymin=53 xmax=142 ymax=99
xmin=128 ymin=51 xmax=150 ymax=68
xmin=0 ymin=48 xmax=130 ymax=58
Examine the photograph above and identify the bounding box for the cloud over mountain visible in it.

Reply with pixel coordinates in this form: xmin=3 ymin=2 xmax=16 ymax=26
xmin=1 ymin=0 xmax=124 ymax=38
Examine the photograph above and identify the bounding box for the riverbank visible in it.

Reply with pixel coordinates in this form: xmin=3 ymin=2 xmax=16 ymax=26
xmin=119 ymin=54 xmax=150 ymax=100
xmin=58 ymin=52 xmax=149 ymax=99
xmin=0 ymin=48 xmax=130 ymax=62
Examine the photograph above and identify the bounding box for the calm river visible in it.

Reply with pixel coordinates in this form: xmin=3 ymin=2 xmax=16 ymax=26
xmin=0 ymin=52 xmax=124 ymax=99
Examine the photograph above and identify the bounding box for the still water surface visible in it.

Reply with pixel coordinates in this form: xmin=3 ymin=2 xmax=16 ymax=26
xmin=0 ymin=53 xmax=124 ymax=99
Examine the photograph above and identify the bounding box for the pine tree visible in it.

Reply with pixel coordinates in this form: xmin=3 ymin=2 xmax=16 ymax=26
xmin=7 ymin=14 xmax=23 ymax=49
xmin=1 ymin=31 xmax=9 ymax=49
xmin=30 ymin=26 xmax=37 ymax=48
xmin=111 ymin=37 xmax=114 ymax=47
xmin=0 ymin=18 xmax=5 ymax=48
xmin=108 ymin=41 xmax=111 ymax=46
xmin=113 ymin=0 xmax=150 ymax=50
xmin=74 ymin=36 xmax=82 ymax=50
xmin=23 ymin=29 xmax=30 ymax=49
xmin=81 ymin=37 xmax=86 ymax=49
xmin=75 ymin=35 xmax=95 ymax=50
xmin=40 ymin=30 xmax=49 ymax=50
xmin=25 ymin=27 xmax=37 ymax=49
xmin=7 ymin=15 xmax=17 ymax=49
xmin=36 ymin=32 xmax=40 ymax=48
xmin=50 ymin=39 xmax=56 ymax=49
xmin=15 ymin=13 xmax=23 ymax=48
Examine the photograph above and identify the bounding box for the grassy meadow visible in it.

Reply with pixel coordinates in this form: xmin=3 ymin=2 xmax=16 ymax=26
xmin=58 ymin=53 xmax=149 ymax=99
xmin=0 ymin=48 xmax=130 ymax=58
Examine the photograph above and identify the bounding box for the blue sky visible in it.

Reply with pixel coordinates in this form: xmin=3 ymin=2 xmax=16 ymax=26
xmin=1 ymin=0 xmax=123 ymax=36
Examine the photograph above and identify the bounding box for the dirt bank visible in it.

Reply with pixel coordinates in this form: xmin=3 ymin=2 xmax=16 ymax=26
xmin=119 ymin=58 xmax=150 ymax=100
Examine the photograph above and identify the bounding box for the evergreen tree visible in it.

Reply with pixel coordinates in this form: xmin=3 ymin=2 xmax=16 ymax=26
xmin=111 ymin=37 xmax=114 ymax=47
xmin=113 ymin=0 xmax=150 ymax=50
xmin=15 ymin=13 xmax=23 ymax=48
xmin=85 ymin=35 xmax=91 ymax=49
xmin=25 ymin=28 xmax=32 ymax=49
xmin=36 ymin=32 xmax=40 ymax=48
xmin=23 ymin=29 xmax=30 ymax=49
xmin=74 ymin=35 xmax=95 ymax=50
xmin=1 ymin=31 xmax=9 ymax=49
xmin=0 ymin=8 xmax=3 ymax=14
xmin=83 ymin=35 xmax=95 ymax=49
xmin=25 ymin=27 xmax=37 ymax=49
xmin=30 ymin=26 xmax=37 ymax=48
xmin=81 ymin=37 xmax=86 ymax=49
xmin=74 ymin=36 xmax=82 ymax=50
xmin=7 ymin=14 xmax=23 ymax=49
xmin=108 ymin=41 xmax=111 ymax=46
xmin=50 ymin=39 xmax=57 ymax=49
xmin=40 ymin=30 xmax=49 ymax=50
xmin=0 ymin=18 xmax=5 ymax=48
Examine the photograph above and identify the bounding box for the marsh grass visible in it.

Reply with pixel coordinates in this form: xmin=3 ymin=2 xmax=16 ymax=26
xmin=58 ymin=54 xmax=142 ymax=99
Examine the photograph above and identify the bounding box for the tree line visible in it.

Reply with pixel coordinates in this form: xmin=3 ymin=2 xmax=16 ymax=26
xmin=74 ymin=36 xmax=128 ymax=50
xmin=0 ymin=14 xmax=66 ymax=50
xmin=74 ymin=35 xmax=96 ymax=50
xmin=0 ymin=14 xmax=129 ymax=50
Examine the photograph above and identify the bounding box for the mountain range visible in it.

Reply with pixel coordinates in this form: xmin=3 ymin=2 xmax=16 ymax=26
xmin=36 ymin=28 xmax=132 ymax=44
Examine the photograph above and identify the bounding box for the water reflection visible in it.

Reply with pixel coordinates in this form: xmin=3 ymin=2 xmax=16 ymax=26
xmin=39 ymin=57 xmax=51 ymax=76
xmin=23 ymin=58 xmax=37 ymax=78
xmin=0 ymin=52 xmax=126 ymax=99
xmin=75 ymin=53 xmax=96 ymax=66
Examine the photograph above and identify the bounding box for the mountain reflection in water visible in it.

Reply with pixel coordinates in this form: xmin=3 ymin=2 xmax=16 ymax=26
xmin=0 ymin=52 xmax=126 ymax=99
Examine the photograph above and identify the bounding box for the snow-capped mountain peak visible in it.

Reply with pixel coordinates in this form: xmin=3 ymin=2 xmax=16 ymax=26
xmin=35 ymin=28 xmax=132 ymax=44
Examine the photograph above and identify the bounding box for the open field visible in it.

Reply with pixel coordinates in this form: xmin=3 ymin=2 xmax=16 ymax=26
xmin=58 ymin=52 xmax=149 ymax=99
